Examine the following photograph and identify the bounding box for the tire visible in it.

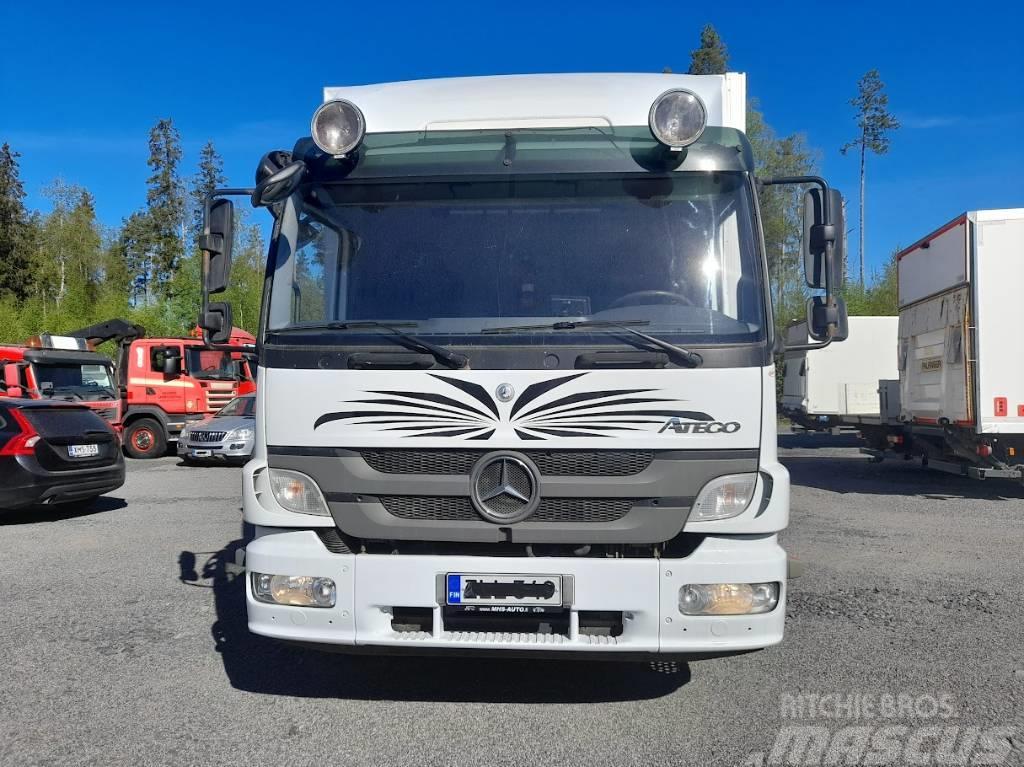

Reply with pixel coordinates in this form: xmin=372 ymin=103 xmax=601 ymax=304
xmin=124 ymin=418 xmax=167 ymax=459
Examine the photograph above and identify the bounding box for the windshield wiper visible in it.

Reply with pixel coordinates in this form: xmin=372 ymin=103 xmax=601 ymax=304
xmin=482 ymin=319 xmax=703 ymax=368
xmin=316 ymin=321 xmax=469 ymax=369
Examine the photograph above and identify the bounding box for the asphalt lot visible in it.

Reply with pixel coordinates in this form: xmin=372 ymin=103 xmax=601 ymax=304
xmin=1 ymin=434 xmax=1022 ymax=766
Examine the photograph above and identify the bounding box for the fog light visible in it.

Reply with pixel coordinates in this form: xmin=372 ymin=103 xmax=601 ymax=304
xmin=268 ymin=468 xmax=330 ymax=515
xmin=678 ymin=582 xmax=779 ymax=615
xmin=251 ymin=572 xmax=336 ymax=608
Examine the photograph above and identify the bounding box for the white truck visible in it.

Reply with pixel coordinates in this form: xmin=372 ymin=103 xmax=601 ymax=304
xmin=851 ymin=210 xmax=1024 ymax=480
xmin=196 ymin=73 xmax=846 ymax=657
xmin=781 ymin=316 xmax=898 ymax=431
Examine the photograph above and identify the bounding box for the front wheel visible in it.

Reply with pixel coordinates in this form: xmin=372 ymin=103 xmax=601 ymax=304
xmin=124 ymin=418 xmax=167 ymax=459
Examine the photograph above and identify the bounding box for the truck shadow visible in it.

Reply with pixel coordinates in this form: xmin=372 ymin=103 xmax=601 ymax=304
xmin=777 ymin=432 xmax=864 ymax=450
xmin=0 ymin=495 xmax=128 ymax=525
xmin=784 ymin=456 xmax=1024 ymax=501
xmin=179 ymin=540 xmax=692 ymax=702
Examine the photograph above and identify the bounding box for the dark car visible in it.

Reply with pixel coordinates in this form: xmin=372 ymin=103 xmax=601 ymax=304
xmin=0 ymin=398 xmax=125 ymax=510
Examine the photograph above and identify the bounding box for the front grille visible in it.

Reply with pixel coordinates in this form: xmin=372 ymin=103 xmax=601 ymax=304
xmin=206 ymin=391 xmax=235 ymax=409
xmin=190 ymin=430 xmax=226 ymax=443
xmin=361 ymin=449 xmax=653 ymax=477
xmin=379 ymin=495 xmax=637 ymax=523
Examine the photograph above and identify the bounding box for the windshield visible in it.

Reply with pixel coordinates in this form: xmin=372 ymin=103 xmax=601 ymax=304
xmin=185 ymin=348 xmax=236 ymax=380
xmin=215 ymin=396 xmax=255 ymax=418
xmin=33 ymin=363 xmax=116 ymax=401
xmin=269 ymin=172 xmax=764 ymax=346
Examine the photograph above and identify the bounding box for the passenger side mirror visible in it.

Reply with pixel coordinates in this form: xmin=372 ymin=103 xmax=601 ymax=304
xmin=201 ymin=302 xmax=234 ymax=346
xmin=200 ymin=198 xmax=234 ymax=295
xmin=802 ymin=188 xmax=844 ymax=289
xmin=806 ymin=295 xmax=849 ymax=343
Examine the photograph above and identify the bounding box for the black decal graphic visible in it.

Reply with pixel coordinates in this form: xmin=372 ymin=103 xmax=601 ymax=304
xmin=314 ymin=374 xmax=724 ymax=441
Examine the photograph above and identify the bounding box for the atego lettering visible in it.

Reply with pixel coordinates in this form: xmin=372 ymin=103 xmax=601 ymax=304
xmin=659 ymin=418 xmax=741 ymax=434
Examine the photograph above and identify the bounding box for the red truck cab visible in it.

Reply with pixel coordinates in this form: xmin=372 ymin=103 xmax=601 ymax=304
xmin=0 ymin=337 xmax=122 ymax=429
xmin=58 ymin=319 xmax=255 ymax=459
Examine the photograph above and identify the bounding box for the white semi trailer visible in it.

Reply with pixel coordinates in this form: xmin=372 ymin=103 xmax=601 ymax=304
xmin=196 ymin=73 xmax=846 ymax=657
xmin=803 ymin=210 xmax=1024 ymax=481
xmin=781 ymin=316 xmax=898 ymax=431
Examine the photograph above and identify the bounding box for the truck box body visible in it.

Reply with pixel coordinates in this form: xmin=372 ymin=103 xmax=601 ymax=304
xmin=897 ymin=209 xmax=1024 ymax=435
xmin=782 ymin=316 xmax=898 ymax=424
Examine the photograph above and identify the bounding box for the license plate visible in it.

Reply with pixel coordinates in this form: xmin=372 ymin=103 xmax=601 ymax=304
xmin=67 ymin=444 xmax=99 ymax=458
xmin=190 ymin=449 xmax=212 ymax=457
xmin=446 ymin=573 xmax=563 ymax=607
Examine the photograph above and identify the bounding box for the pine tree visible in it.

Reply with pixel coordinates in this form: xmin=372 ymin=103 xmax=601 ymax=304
xmin=688 ymin=24 xmax=729 ymax=75
xmin=841 ymin=70 xmax=899 ymax=286
xmin=144 ymin=119 xmax=186 ymax=298
xmin=0 ymin=143 xmax=34 ymax=300
xmin=189 ymin=140 xmax=226 ymax=248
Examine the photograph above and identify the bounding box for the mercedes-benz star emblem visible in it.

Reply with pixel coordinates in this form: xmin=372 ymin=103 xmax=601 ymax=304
xmin=469 ymin=452 xmax=540 ymax=524
xmin=495 ymin=382 xmax=515 ymax=403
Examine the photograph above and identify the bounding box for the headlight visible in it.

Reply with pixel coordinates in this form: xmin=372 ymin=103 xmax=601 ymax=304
xmin=251 ymin=572 xmax=336 ymax=608
xmin=690 ymin=473 xmax=757 ymax=521
xmin=268 ymin=468 xmax=330 ymax=516
xmin=180 ymin=427 xmax=191 ymax=440
xmin=679 ymin=582 xmax=779 ymax=615
xmin=226 ymin=427 xmax=254 ymax=441
xmin=311 ymin=99 xmax=366 ymax=156
xmin=649 ymin=88 xmax=707 ymax=149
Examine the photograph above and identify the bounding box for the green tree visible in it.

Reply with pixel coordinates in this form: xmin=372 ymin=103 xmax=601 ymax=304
xmin=844 ymin=248 xmax=898 ymax=316
xmin=189 ymin=140 xmax=225 ymax=248
xmin=29 ymin=181 xmax=104 ymax=331
xmin=143 ymin=118 xmax=186 ymax=298
xmin=747 ymin=101 xmax=818 ymax=331
xmin=841 ymin=70 xmax=900 ymax=286
xmin=688 ymin=24 xmax=729 ymax=75
xmin=0 ymin=143 xmax=34 ymax=300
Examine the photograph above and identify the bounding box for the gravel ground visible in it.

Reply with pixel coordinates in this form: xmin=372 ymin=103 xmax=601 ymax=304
xmin=1 ymin=434 xmax=1022 ymax=766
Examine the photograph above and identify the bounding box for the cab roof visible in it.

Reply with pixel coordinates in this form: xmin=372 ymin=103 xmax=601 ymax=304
xmin=324 ymin=72 xmax=746 ymax=134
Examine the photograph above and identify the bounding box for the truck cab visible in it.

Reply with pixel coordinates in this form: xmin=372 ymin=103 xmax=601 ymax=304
xmin=0 ymin=336 xmax=121 ymax=429
xmin=199 ymin=73 xmax=845 ymax=657
xmin=67 ymin=319 xmax=256 ymax=459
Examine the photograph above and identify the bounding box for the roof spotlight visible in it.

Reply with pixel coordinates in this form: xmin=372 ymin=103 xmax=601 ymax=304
xmin=311 ymin=99 xmax=366 ymax=157
xmin=648 ymin=89 xmax=707 ymax=149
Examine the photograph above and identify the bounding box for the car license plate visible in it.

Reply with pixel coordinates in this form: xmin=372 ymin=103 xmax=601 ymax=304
xmin=446 ymin=573 xmax=563 ymax=607
xmin=190 ymin=449 xmax=212 ymax=457
xmin=67 ymin=444 xmax=99 ymax=458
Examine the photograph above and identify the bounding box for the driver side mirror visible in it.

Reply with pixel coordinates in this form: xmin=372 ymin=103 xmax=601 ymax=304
xmin=806 ymin=295 xmax=849 ymax=343
xmin=152 ymin=347 xmax=182 ymax=377
xmin=802 ymin=188 xmax=845 ymax=289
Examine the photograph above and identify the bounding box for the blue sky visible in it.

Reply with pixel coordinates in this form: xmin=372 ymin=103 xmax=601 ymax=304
xmin=2 ymin=0 xmax=1022 ymax=279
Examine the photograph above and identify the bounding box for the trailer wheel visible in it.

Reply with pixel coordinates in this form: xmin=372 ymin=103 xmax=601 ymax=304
xmin=124 ymin=418 xmax=166 ymax=459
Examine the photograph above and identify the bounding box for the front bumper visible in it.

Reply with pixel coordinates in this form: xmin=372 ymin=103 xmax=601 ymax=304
xmin=177 ymin=436 xmax=253 ymax=461
xmin=245 ymin=530 xmax=786 ymax=655
xmin=0 ymin=457 xmax=125 ymax=510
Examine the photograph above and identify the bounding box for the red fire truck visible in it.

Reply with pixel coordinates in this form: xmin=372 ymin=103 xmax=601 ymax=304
xmin=0 ymin=335 xmax=123 ymax=427
xmin=69 ymin=320 xmax=255 ymax=459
